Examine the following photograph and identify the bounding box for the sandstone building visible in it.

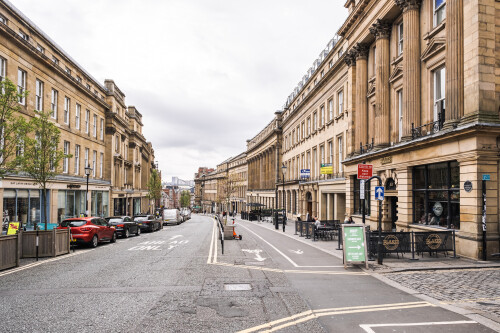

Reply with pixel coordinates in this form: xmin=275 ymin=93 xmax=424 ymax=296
xmin=0 ymin=0 xmax=157 ymax=226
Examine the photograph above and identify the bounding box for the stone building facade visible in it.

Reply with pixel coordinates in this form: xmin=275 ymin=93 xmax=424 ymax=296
xmin=340 ymin=0 xmax=500 ymax=259
xmin=0 ymin=1 xmax=156 ymax=227
xmin=246 ymin=112 xmax=283 ymax=211
xmin=281 ymin=36 xmax=349 ymax=222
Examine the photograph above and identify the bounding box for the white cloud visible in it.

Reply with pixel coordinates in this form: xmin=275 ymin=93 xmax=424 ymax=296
xmin=10 ymin=0 xmax=347 ymax=181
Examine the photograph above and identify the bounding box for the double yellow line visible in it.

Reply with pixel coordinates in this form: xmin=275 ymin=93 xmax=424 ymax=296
xmin=238 ymin=301 xmax=435 ymax=333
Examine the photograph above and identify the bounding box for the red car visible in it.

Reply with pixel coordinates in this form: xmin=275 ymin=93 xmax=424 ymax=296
xmin=58 ymin=217 xmax=117 ymax=248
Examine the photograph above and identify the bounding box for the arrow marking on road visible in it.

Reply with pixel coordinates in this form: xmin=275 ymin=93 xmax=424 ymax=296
xmin=242 ymin=249 xmax=267 ymax=262
xmin=290 ymin=249 xmax=304 ymax=255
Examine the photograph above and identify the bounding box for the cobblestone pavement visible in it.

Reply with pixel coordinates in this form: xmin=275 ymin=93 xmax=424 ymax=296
xmin=382 ymin=268 xmax=500 ymax=324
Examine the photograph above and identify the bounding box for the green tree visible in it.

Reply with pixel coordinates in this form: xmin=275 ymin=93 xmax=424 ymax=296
xmin=19 ymin=110 xmax=71 ymax=230
xmin=147 ymin=168 xmax=162 ymax=211
xmin=180 ymin=190 xmax=191 ymax=208
xmin=0 ymin=78 xmax=29 ymax=178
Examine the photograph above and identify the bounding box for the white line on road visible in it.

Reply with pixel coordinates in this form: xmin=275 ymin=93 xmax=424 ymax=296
xmin=359 ymin=320 xmax=477 ymax=333
xmin=207 ymin=218 xmax=216 ymax=264
xmin=238 ymin=224 xmax=342 ymax=268
xmin=238 ymin=301 xmax=435 ymax=333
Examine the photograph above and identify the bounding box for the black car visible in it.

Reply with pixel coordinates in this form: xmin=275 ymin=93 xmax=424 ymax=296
xmin=134 ymin=215 xmax=162 ymax=232
xmin=105 ymin=216 xmax=140 ymax=238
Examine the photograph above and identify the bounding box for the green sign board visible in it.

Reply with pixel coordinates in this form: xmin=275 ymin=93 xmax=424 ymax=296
xmin=342 ymin=224 xmax=368 ymax=269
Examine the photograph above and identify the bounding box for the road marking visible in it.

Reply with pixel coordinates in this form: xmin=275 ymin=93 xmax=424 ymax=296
xmin=359 ymin=320 xmax=477 ymax=333
xmin=238 ymin=224 xmax=341 ymax=268
xmin=138 ymin=241 xmax=165 ymax=245
xmin=169 ymin=235 xmax=182 ymax=240
xmin=128 ymin=245 xmax=161 ymax=251
xmin=0 ymin=249 xmax=92 ymax=278
xmin=238 ymin=301 xmax=435 ymax=333
xmin=290 ymin=249 xmax=303 ymax=255
xmin=207 ymin=218 xmax=216 ymax=264
xmin=211 ymin=262 xmax=366 ymax=276
xmin=242 ymin=249 xmax=267 ymax=262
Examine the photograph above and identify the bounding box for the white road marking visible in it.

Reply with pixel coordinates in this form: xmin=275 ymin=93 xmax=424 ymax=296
xmin=290 ymin=249 xmax=303 ymax=255
xmin=207 ymin=218 xmax=216 ymax=264
xmin=138 ymin=241 xmax=165 ymax=245
xmin=239 ymin=224 xmax=342 ymax=268
xmin=128 ymin=245 xmax=161 ymax=251
xmin=242 ymin=249 xmax=267 ymax=262
xmin=238 ymin=301 xmax=435 ymax=333
xmin=359 ymin=320 xmax=477 ymax=333
xmin=169 ymin=235 xmax=182 ymax=240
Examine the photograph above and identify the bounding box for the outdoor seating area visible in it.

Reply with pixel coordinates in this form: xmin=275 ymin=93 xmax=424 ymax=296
xmin=295 ymin=220 xmax=341 ymax=242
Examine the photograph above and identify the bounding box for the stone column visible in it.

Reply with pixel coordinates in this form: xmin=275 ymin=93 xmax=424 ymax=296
xmin=370 ymin=19 xmax=392 ymax=148
xmin=354 ymin=43 xmax=369 ymax=151
xmin=444 ymin=0 xmax=463 ymax=128
xmin=395 ymin=0 xmax=422 ymax=140
xmin=462 ymin=0 xmax=498 ymax=124
xmin=344 ymin=51 xmax=357 ymax=156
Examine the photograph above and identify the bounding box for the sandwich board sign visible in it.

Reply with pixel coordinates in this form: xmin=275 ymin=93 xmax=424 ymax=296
xmin=342 ymin=224 xmax=368 ymax=269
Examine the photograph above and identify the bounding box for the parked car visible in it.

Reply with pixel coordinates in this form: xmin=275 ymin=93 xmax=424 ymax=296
xmin=57 ymin=217 xmax=116 ymax=248
xmin=104 ymin=216 xmax=140 ymax=238
xmin=162 ymin=209 xmax=182 ymax=225
xmin=180 ymin=209 xmax=191 ymax=221
xmin=134 ymin=215 xmax=162 ymax=232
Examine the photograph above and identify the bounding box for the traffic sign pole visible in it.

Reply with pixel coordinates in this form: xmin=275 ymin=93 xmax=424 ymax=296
xmin=367 ymin=175 xmax=383 ymax=265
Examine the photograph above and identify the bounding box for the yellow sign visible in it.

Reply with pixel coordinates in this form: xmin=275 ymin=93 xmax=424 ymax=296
xmin=320 ymin=164 xmax=333 ymax=175
xmin=7 ymin=222 xmax=20 ymax=235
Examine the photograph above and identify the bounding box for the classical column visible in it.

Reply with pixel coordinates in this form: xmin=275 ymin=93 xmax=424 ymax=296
xmin=370 ymin=19 xmax=392 ymax=148
xmin=444 ymin=0 xmax=463 ymax=128
xmin=344 ymin=51 xmax=357 ymax=156
xmin=395 ymin=0 xmax=422 ymax=140
xmin=354 ymin=43 xmax=369 ymax=151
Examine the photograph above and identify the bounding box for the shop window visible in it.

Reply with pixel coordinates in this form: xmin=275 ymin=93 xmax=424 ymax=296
xmin=413 ymin=161 xmax=460 ymax=229
xmin=57 ymin=190 xmax=86 ymax=222
xmin=2 ymin=189 xmax=47 ymax=229
xmin=353 ymin=177 xmax=370 ymax=215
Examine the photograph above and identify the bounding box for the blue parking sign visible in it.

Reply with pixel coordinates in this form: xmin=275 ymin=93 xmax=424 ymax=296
xmin=375 ymin=186 xmax=384 ymax=201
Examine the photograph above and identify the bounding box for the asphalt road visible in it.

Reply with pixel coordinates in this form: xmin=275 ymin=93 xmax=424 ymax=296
xmin=0 ymin=214 xmax=496 ymax=332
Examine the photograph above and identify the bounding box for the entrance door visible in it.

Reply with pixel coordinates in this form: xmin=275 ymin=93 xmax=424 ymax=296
xmin=306 ymin=192 xmax=313 ymax=220
xmin=390 ymin=197 xmax=398 ymax=230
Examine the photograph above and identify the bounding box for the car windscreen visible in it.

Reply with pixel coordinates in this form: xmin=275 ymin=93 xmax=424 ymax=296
xmin=134 ymin=217 xmax=147 ymax=221
xmin=60 ymin=220 xmax=87 ymax=227
xmin=164 ymin=211 xmax=177 ymax=218
xmin=106 ymin=218 xmax=123 ymax=223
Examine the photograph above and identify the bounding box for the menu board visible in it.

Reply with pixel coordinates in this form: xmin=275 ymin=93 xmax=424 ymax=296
xmin=342 ymin=224 xmax=368 ymax=269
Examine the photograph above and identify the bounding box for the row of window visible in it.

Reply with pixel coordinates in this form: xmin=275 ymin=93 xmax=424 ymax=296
xmin=62 ymin=142 xmax=103 ymax=178
xmin=0 ymin=11 xmax=103 ymax=99
xmin=14 ymin=68 xmax=106 ymax=139
xmin=284 ymin=89 xmax=344 ymax=152
xmin=285 ymin=135 xmax=344 ymax=181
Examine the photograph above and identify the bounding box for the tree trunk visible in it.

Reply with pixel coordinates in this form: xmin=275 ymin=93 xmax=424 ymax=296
xmin=43 ymin=186 xmax=47 ymax=231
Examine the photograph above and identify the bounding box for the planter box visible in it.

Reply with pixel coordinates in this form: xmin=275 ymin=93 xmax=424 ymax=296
xmin=21 ymin=229 xmax=70 ymax=258
xmin=0 ymin=234 xmax=21 ymax=270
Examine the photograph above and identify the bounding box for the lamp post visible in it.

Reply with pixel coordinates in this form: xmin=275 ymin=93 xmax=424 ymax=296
xmin=84 ymin=165 xmax=92 ymax=217
xmin=201 ymin=175 xmax=205 ymax=213
xmin=281 ymin=163 xmax=287 ymax=232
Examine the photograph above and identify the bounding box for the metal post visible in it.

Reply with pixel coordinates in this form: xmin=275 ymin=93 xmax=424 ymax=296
xmin=86 ymin=172 xmax=90 ymax=216
xmin=36 ymin=228 xmax=39 ymax=262
xmin=282 ymin=177 xmax=286 ymax=232
xmin=366 ymin=175 xmax=383 ymax=265
xmin=482 ymin=179 xmax=487 ymax=261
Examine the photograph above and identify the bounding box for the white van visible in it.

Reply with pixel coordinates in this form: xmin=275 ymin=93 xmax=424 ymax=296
xmin=163 ymin=209 xmax=181 ymax=225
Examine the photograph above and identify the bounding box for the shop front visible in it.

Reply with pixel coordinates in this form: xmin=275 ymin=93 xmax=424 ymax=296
xmin=3 ymin=189 xmax=49 ymax=230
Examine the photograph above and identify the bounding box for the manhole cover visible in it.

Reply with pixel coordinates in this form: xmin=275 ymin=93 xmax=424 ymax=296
xmin=224 ymin=283 xmax=252 ymax=291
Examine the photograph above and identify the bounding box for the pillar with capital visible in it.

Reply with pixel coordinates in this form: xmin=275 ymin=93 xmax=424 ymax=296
xmin=353 ymin=43 xmax=369 ymax=152
xmin=395 ymin=0 xmax=422 ymax=140
xmin=344 ymin=50 xmax=357 ymax=156
xmin=369 ymin=19 xmax=391 ymax=148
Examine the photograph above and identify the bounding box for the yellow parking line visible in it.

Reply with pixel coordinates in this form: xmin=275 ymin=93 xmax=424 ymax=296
xmin=238 ymin=301 xmax=435 ymax=333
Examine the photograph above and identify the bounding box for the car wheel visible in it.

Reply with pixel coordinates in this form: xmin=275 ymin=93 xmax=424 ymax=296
xmin=90 ymin=235 xmax=98 ymax=248
xmin=136 ymin=227 xmax=141 ymax=236
xmin=124 ymin=228 xmax=130 ymax=238
xmin=110 ymin=232 xmax=117 ymax=243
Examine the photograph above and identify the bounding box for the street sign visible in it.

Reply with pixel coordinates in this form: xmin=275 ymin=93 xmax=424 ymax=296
xmin=375 ymin=186 xmax=384 ymax=201
xmin=483 ymin=174 xmax=490 ymax=181
xmin=320 ymin=163 xmax=333 ymax=175
xmin=357 ymin=164 xmax=373 ymax=179
xmin=300 ymin=169 xmax=310 ymax=179
xmin=360 ymin=180 xmax=365 ymax=200
xmin=342 ymin=224 xmax=368 ymax=269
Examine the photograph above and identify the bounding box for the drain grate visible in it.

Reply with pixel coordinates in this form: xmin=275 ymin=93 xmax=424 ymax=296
xmin=224 ymin=283 xmax=252 ymax=291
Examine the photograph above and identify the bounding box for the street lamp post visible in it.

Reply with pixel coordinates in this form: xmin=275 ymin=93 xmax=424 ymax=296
xmin=84 ymin=165 xmax=92 ymax=217
xmin=281 ymin=163 xmax=287 ymax=232
xmin=201 ymin=175 xmax=205 ymax=213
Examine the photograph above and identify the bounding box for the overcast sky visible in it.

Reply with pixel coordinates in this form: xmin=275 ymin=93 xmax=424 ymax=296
xmin=11 ymin=0 xmax=348 ymax=181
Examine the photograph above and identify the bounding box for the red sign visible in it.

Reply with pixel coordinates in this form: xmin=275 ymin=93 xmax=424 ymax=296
xmin=357 ymin=164 xmax=373 ymax=180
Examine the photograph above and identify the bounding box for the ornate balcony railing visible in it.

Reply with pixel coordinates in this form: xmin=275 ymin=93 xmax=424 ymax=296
xmin=359 ymin=138 xmax=374 ymax=155
xmin=411 ymin=114 xmax=444 ymax=140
